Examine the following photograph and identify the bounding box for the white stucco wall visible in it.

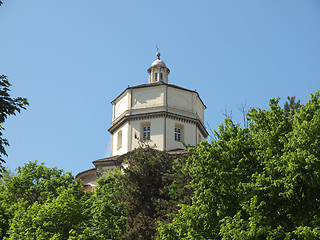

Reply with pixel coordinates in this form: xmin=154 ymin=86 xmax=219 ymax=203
xmin=132 ymin=87 xmax=164 ymax=109
xmin=167 ymin=87 xmax=193 ymax=113
xmin=112 ymin=85 xmax=205 ymax=122
xmin=110 ymin=84 xmax=207 ymax=156
xmin=195 ymin=96 xmax=205 ymax=122
xmin=129 ymin=117 xmax=165 ymax=151
xmin=114 ymin=92 xmax=129 ymax=120
xmin=165 ymin=118 xmax=197 ymax=150
xmin=198 ymin=131 xmax=204 ymax=143
xmin=113 ymin=117 xmax=200 ymax=155
xmin=112 ymin=122 xmax=129 ymax=156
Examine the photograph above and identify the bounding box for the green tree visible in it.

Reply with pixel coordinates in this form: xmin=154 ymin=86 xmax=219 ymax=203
xmin=6 ymin=185 xmax=87 ymax=240
xmin=0 ymin=75 xmax=28 ymax=175
xmin=284 ymin=95 xmax=301 ymax=117
xmin=0 ymin=161 xmax=131 ymax=239
xmin=72 ymin=169 xmax=127 ymax=240
xmin=4 ymin=161 xmax=75 ymax=205
xmin=158 ymin=92 xmax=320 ymax=239
xmin=0 ymin=161 xmax=86 ymax=239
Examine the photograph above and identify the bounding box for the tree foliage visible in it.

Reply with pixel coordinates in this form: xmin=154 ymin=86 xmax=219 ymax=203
xmin=0 ymin=75 xmax=28 ymax=174
xmin=0 ymin=161 xmax=128 ymax=239
xmin=1 ymin=89 xmax=319 ymax=239
xmin=4 ymin=161 xmax=75 ymax=205
xmin=118 ymin=146 xmax=189 ymax=240
xmin=158 ymin=92 xmax=320 ymax=239
xmin=284 ymin=95 xmax=301 ymax=117
xmin=73 ymin=169 xmax=127 ymax=240
xmin=0 ymin=161 xmax=85 ymax=239
xmin=6 ymin=186 xmax=86 ymax=240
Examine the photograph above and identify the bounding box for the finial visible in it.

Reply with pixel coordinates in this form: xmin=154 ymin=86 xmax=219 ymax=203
xmin=156 ymin=45 xmax=160 ymax=60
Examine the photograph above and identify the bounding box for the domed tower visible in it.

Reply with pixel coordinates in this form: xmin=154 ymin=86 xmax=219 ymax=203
xmin=147 ymin=51 xmax=170 ymax=83
xmin=108 ymin=52 xmax=208 ymax=157
xmin=76 ymin=52 xmax=209 ymax=188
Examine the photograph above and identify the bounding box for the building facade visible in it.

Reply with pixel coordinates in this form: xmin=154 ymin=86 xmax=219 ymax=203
xmin=76 ymin=52 xmax=208 ymax=189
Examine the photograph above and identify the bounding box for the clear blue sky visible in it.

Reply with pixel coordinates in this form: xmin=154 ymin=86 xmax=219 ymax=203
xmin=1 ymin=0 xmax=319 ymax=175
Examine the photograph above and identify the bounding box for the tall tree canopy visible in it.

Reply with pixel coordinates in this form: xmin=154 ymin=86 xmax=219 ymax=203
xmin=0 ymin=75 xmax=28 ymax=174
xmin=118 ymin=146 xmax=178 ymax=240
xmin=0 ymin=161 xmax=128 ymax=239
xmin=158 ymin=92 xmax=320 ymax=239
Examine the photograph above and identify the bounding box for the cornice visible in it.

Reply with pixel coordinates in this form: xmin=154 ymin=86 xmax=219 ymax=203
xmin=112 ymin=105 xmax=198 ymax=125
xmin=108 ymin=110 xmax=209 ymax=138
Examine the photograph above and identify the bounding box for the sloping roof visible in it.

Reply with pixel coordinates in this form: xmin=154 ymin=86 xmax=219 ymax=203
xmin=93 ymin=148 xmax=188 ymax=166
xmin=76 ymin=148 xmax=191 ymax=191
xmin=75 ymin=168 xmax=96 ymax=179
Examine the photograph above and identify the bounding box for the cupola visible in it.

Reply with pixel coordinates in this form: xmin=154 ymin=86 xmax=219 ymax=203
xmin=147 ymin=51 xmax=170 ymax=83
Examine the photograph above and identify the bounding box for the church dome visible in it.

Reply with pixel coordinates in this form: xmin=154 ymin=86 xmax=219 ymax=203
xmin=151 ymin=59 xmax=166 ymax=67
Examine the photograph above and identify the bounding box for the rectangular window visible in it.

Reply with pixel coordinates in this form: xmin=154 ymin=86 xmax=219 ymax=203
xmin=143 ymin=125 xmax=150 ymax=141
xmin=175 ymin=127 xmax=181 ymax=141
xmin=160 ymin=73 xmax=163 ymax=81
xmin=155 ymin=73 xmax=158 ymax=82
xmin=117 ymin=130 xmax=122 ymax=150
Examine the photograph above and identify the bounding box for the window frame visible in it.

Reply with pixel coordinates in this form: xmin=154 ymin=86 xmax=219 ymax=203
xmin=175 ymin=126 xmax=182 ymax=142
xmin=142 ymin=123 xmax=151 ymax=141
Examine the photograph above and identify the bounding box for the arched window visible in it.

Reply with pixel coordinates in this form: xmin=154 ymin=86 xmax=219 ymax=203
xmin=155 ymin=73 xmax=158 ymax=82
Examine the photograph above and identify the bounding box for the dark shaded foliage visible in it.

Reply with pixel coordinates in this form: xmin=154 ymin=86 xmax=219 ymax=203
xmin=0 ymin=75 xmax=28 ymax=175
xmin=118 ymin=146 xmax=190 ymax=240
